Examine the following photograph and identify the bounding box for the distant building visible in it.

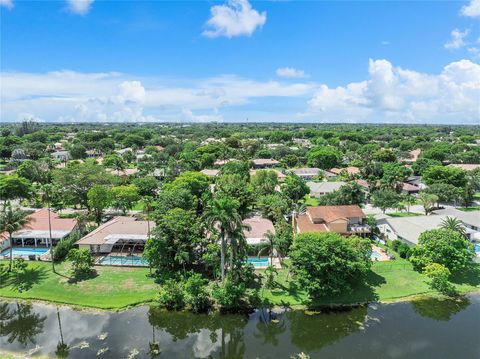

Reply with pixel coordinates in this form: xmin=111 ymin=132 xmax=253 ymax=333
xmin=250 ymin=169 xmax=286 ymax=181
xmin=51 ymin=150 xmax=71 ymax=162
xmin=291 ymin=167 xmax=321 ymax=180
xmin=295 ymin=205 xmax=370 ymax=236
xmin=402 ymin=182 xmax=421 ymax=195
xmin=328 ymin=167 xmax=360 ymax=176
xmin=200 ymin=169 xmax=220 ymax=178
xmin=252 ymin=158 xmax=280 ymax=169
xmin=307 ymin=181 xmax=345 ymax=197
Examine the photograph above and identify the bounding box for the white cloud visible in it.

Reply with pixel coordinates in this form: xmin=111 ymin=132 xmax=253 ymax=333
xmin=444 ymin=28 xmax=470 ymax=50
xmin=67 ymin=0 xmax=95 ymax=15
xmin=381 ymin=41 xmax=391 ymax=46
xmin=0 ymin=0 xmax=13 ymax=9
xmin=203 ymin=0 xmax=266 ymax=38
xmin=276 ymin=67 xmax=308 ymax=78
xmin=461 ymin=0 xmax=480 ymax=17
xmin=182 ymin=108 xmax=224 ymax=123
xmin=305 ymin=59 xmax=480 ymax=124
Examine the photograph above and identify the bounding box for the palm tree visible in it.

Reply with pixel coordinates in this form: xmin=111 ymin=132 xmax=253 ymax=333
xmin=204 ymin=195 xmax=243 ymax=282
xmin=141 ymin=196 xmax=154 ymax=275
xmin=40 ymin=184 xmax=55 ymax=273
xmin=403 ymin=194 xmax=416 ymax=213
xmin=54 ymin=307 xmax=70 ymax=358
xmin=0 ymin=203 xmax=30 ymax=272
xmin=257 ymin=231 xmax=280 ymax=266
xmin=441 ymin=216 xmax=467 ymax=238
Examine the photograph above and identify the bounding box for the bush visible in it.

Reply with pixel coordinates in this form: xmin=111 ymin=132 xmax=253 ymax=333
xmin=67 ymin=248 xmax=95 ymax=276
xmin=184 ymin=273 xmax=211 ymax=313
xmin=212 ymin=276 xmax=247 ymax=312
xmin=158 ymin=279 xmax=185 ymax=310
xmin=397 ymin=243 xmax=411 ymax=259
xmin=391 ymin=240 xmax=402 ymax=252
xmin=423 ymin=263 xmax=456 ymax=296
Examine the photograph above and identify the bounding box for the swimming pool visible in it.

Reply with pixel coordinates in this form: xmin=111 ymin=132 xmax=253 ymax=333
xmin=247 ymin=257 xmax=270 ymax=268
xmin=98 ymin=255 xmax=148 ymax=267
xmin=475 ymin=243 xmax=480 ymax=255
xmin=371 ymin=251 xmax=382 ymax=260
xmin=1 ymin=248 xmax=49 ymax=258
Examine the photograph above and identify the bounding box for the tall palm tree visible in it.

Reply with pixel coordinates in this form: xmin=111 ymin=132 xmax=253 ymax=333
xmin=40 ymin=184 xmax=55 ymax=273
xmin=441 ymin=216 xmax=467 ymax=238
xmin=257 ymin=231 xmax=280 ymax=266
xmin=0 ymin=203 xmax=30 ymax=272
xmin=141 ymin=196 xmax=154 ymax=275
xmin=204 ymin=196 xmax=242 ymax=282
xmin=54 ymin=307 xmax=70 ymax=358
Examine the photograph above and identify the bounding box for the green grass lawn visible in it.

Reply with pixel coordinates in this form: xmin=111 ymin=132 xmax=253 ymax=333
xmin=388 ymin=212 xmax=423 ymax=218
xmin=0 ymin=260 xmax=158 ymax=309
xmin=258 ymin=259 xmax=480 ymax=307
xmin=304 ymin=196 xmax=319 ymax=206
xmin=459 ymin=206 xmax=480 ymax=212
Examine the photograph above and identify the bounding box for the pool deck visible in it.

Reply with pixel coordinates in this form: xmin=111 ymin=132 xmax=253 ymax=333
xmin=372 ymin=245 xmax=390 ymax=261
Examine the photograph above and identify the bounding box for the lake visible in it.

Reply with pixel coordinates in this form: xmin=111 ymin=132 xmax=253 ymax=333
xmin=1 ymin=294 xmax=479 ymax=358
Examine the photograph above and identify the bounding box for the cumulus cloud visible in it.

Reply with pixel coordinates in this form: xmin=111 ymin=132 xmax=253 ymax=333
xmin=461 ymin=0 xmax=480 ymax=17
xmin=0 ymin=0 xmax=13 ymax=9
xmin=444 ymin=28 xmax=470 ymax=49
xmin=276 ymin=67 xmax=308 ymax=78
xmin=67 ymin=0 xmax=95 ymax=15
xmin=203 ymin=0 xmax=266 ymax=38
xmin=305 ymin=58 xmax=480 ymax=123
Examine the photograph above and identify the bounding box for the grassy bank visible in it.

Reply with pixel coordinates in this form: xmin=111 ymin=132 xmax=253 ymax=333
xmin=0 ymin=261 xmax=158 ymax=310
xmin=1 ymin=259 xmax=479 ymax=310
xmin=259 ymin=259 xmax=480 ymax=307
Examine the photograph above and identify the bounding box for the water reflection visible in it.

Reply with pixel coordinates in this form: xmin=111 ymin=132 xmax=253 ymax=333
xmin=0 ymin=302 xmax=46 ymax=347
xmin=288 ymin=306 xmax=368 ymax=352
xmin=0 ymin=295 xmax=479 ymax=359
xmin=410 ymin=296 xmax=470 ymax=321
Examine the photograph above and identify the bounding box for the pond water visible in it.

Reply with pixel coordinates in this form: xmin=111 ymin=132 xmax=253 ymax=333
xmin=1 ymin=294 xmax=479 ymax=358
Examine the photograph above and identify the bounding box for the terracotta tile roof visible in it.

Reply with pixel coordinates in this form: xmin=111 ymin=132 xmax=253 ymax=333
xmin=306 ymin=205 xmax=365 ymax=223
xmin=1 ymin=208 xmax=77 ymax=243
xmin=296 ymin=215 xmax=329 ymax=233
xmin=242 ymin=216 xmax=275 ymax=245
xmin=402 ymin=182 xmax=420 ymax=192
xmin=252 ymin=158 xmax=280 ymax=166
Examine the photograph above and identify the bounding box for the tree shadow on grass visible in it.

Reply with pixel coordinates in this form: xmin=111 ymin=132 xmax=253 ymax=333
xmin=449 ymin=265 xmax=480 ymax=287
xmin=0 ymin=265 xmax=50 ymax=292
xmin=308 ymin=270 xmax=386 ymax=309
xmin=67 ymin=269 xmax=98 ymax=284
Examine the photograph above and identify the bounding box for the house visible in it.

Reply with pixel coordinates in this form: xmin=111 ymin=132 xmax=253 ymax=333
xmin=51 ymin=150 xmax=71 ymax=162
xmin=115 ymin=148 xmax=133 ymax=156
xmin=201 ymin=169 xmax=220 ymax=178
xmin=242 ymin=216 xmax=275 ymax=246
xmin=76 ymin=216 xmax=154 ymax=254
xmin=405 ymin=176 xmax=427 ymax=190
xmin=448 ymin=164 xmax=480 ymax=172
xmin=86 ymin=149 xmax=101 ymax=158
xmin=252 ymin=158 xmax=280 ymax=169
xmin=291 ymin=167 xmax=321 ymax=180
xmin=402 ymin=182 xmax=421 ymax=195
xmin=106 ymin=168 xmax=139 ymax=177
xmin=295 ymin=205 xmax=370 ymax=236
xmin=328 ymin=167 xmax=360 ymax=176
xmin=307 ymin=181 xmax=345 ymax=197
xmin=432 ymin=208 xmax=480 ymax=236
xmin=214 ymin=159 xmax=234 ymax=166
xmin=0 ymin=208 xmax=77 ymax=249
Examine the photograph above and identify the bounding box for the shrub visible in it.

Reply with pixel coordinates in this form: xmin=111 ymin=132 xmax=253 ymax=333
xmin=184 ymin=273 xmax=211 ymax=313
xmin=67 ymin=248 xmax=95 ymax=276
xmin=158 ymin=279 xmax=185 ymax=310
xmin=212 ymin=276 xmax=246 ymax=311
xmin=423 ymin=263 xmax=456 ymax=296
xmin=397 ymin=243 xmax=410 ymax=259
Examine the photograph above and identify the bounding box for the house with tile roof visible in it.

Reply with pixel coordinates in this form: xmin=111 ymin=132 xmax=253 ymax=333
xmin=294 ymin=205 xmax=370 ymax=236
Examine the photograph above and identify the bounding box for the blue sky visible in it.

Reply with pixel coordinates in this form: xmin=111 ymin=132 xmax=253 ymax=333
xmin=1 ymin=0 xmax=479 ymax=123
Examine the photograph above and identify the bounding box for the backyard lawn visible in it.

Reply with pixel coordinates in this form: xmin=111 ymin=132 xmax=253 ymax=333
xmin=0 ymin=260 xmax=158 ymax=309
xmin=259 ymin=259 xmax=480 ymax=307
xmin=388 ymin=212 xmax=423 ymax=218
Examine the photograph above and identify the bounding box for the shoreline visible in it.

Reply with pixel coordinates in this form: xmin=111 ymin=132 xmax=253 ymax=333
xmin=2 ymin=288 xmax=479 ymax=314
